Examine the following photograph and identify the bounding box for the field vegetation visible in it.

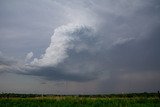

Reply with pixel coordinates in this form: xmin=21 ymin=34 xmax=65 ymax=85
xmin=0 ymin=93 xmax=160 ymax=107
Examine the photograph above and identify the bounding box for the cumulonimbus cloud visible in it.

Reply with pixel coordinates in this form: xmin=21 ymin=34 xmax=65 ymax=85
xmin=22 ymin=23 xmax=99 ymax=81
xmin=30 ymin=24 xmax=95 ymax=67
xmin=1 ymin=0 xmax=160 ymax=86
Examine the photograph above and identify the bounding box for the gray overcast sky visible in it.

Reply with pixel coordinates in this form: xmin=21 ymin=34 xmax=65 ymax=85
xmin=0 ymin=0 xmax=160 ymax=94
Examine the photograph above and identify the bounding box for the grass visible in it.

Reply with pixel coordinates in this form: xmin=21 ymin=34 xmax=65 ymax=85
xmin=0 ymin=96 xmax=160 ymax=107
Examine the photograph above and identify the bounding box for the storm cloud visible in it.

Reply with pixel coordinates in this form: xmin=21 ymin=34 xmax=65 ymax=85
xmin=0 ymin=0 xmax=160 ymax=93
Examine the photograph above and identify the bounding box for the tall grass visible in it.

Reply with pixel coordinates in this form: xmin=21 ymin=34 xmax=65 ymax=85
xmin=0 ymin=96 xmax=160 ymax=107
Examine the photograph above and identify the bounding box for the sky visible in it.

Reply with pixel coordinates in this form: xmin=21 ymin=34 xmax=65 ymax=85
xmin=0 ymin=0 xmax=160 ymax=94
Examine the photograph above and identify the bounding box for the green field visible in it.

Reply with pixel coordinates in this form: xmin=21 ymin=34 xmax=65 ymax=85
xmin=0 ymin=95 xmax=160 ymax=107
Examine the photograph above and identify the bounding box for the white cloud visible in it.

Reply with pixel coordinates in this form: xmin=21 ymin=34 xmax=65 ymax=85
xmin=30 ymin=24 xmax=94 ymax=67
xmin=25 ymin=52 xmax=33 ymax=62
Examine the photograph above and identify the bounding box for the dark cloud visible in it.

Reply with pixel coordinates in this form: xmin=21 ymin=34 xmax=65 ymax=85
xmin=0 ymin=0 xmax=160 ymax=93
xmin=106 ymin=25 xmax=160 ymax=72
xmin=20 ymin=24 xmax=99 ymax=82
xmin=3 ymin=0 xmax=160 ymax=78
xmin=22 ymin=24 xmax=160 ymax=82
xmin=22 ymin=66 xmax=97 ymax=82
